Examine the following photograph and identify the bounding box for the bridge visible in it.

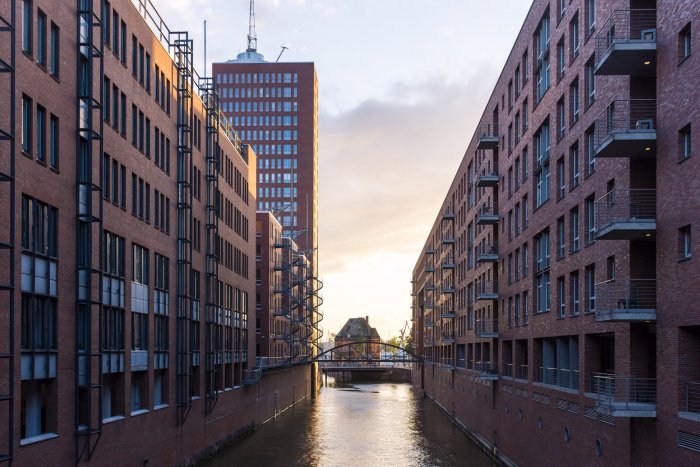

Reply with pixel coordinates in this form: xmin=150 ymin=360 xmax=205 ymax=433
xmin=314 ymin=342 xmax=421 ymax=372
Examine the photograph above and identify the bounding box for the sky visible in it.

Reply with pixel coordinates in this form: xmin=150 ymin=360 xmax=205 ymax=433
xmin=148 ymin=0 xmax=533 ymax=341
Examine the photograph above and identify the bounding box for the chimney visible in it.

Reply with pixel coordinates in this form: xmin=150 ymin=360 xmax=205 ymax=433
xmin=365 ymin=316 xmax=369 ymax=325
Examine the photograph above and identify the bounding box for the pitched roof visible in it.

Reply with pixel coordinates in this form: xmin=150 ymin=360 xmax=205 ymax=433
xmin=336 ymin=317 xmax=381 ymax=341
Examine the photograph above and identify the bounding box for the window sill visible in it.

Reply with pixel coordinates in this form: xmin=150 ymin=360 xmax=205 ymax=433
xmin=678 ymin=55 xmax=691 ymax=67
xmin=102 ymin=415 xmax=125 ymax=425
xmin=679 ymin=256 xmax=692 ymax=263
xmin=20 ymin=432 xmax=58 ymax=447
xmin=130 ymin=409 xmax=149 ymax=417
xmin=154 ymin=403 xmax=170 ymax=411
xmin=49 ymin=166 xmax=60 ymax=174
xmin=533 ymin=382 xmax=580 ymax=395
xmin=679 ymin=411 xmax=700 ymax=423
xmin=678 ymin=155 xmax=692 ymax=165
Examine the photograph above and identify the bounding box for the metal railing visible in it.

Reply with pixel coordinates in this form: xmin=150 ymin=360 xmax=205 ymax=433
xmin=536 ymin=367 xmax=580 ymax=390
xmin=439 ymin=306 xmax=455 ymax=318
xmin=504 ymin=363 xmax=514 ymax=378
xmin=684 ymin=382 xmax=700 ymax=414
xmin=518 ymin=364 xmax=529 ymax=380
xmin=477 ymin=158 xmax=499 ymax=178
xmin=440 ymin=330 xmax=455 ymax=342
xmin=477 ymin=122 xmax=499 ymax=140
xmin=476 ymin=242 xmax=499 ymax=258
xmin=594 ymin=189 xmax=656 ymax=231
xmin=440 ymin=357 xmax=455 ymax=367
xmin=593 ymin=374 xmax=656 ymax=410
xmin=475 ymin=361 xmax=499 ymax=377
xmin=594 ymin=99 xmax=657 ymax=149
xmin=475 ymin=318 xmax=498 ymax=336
xmin=476 ymin=280 xmax=499 ymax=298
xmin=477 ymin=204 xmax=498 ymax=219
xmin=595 ymin=279 xmax=656 ymax=315
xmin=595 ymin=9 xmax=657 ymax=65
xmin=441 ymin=257 xmax=456 ymax=268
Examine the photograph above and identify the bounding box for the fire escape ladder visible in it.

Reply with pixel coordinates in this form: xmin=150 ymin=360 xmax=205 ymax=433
xmin=75 ymin=0 xmax=105 ymax=462
xmin=0 ymin=0 xmax=16 ymax=462
xmin=201 ymin=77 xmax=221 ymax=415
xmin=171 ymin=31 xmax=194 ymax=426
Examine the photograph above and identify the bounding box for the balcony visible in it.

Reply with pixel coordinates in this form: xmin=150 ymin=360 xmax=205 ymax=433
xmin=424 ymin=338 xmax=435 ymax=347
xmin=476 ymin=243 xmax=499 ymax=263
xmin=439 ymin=306 xmax=455 ymax=319
xmin=476 ymin=204 xmax=498 ymax=226
xmin=595 ymin=9 xmax=657 ymax=76
xmin=594 ymin=100 xmax=656 ymax=158
xmin=475 ymin=361 xmax=499 ymax=381
xmin=595 ymin=279 xmax=656 ymax=322
xmin=475 ymin=318 xmax=498 ymax=338
xmin=680 ymin=382 xmax=700 ymax=422
xmin=441 ymin=284 xmax=455 ymax=295
xmin=440 ymin=330 xmax=455 ymax=344
xmin=425 ymin=264 xmax=435 ymax=274
xmin=424 ymin=301 xmax=436 ymax=310
xmin=442 ymin=209 xmax=455 ymax=221
xmin=441 ymin=257 xmax=456 ymax=270
xmin=424 ymin=318 xmax=435 ymax=328
xmin=425 ymin=248 xmax=435 ymax=255
xmin=425 ymin=283 xmax=435 ymax=291
xmin=593 ymin=374 xmax=656 ymax=417
xmin=504 ymin=363 xmax=514 ymax=378
xmin=595 ymin=189 xmax=656 ymax=240
xmin=476 ymin=160 xmax=499 ymax=188
xmin=535 ymin=367 xmax=580 ymax=391
xmin=517 ymin=364 xmax=529 ymax=381
xmin=476 ymin=123 xmax=499 ymax=150
xmin=440 ymin=235 xmax=456 ymax=245
xmin=476 ymin=281 xmax=498 ymax=301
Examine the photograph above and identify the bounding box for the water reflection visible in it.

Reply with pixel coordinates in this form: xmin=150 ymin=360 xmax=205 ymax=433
xmin=203 ymin=379 xmax=494 ymax=467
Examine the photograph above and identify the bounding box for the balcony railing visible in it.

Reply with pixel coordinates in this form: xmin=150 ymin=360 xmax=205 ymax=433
xmin=504 ymin=363 xmax=514 ymax=378
xmin=476 ymin=281 xmax=499 ymax=301
xmin=535 ymin=367 xmax=580 ymax=391
xmin=424 ymin=318 xmax=435 ymax=328
xmin=594 ymin=189 xmax=656 ymax=240
xmin=595 ymin=9 xmax=657 ymax=76
xmin=475 ymin=361 xmax=499 ymax=380
xmin=518 ymin=364 xmax=529 ymax=381
xmin=439 ymin=306 xmax=455 ymax=319
xmin=595 ymin=279 xmax=656 ymax=321
xmin=440 ymin=330 xmax=455 ymax=343
xmin=441 ymin=257 xmax=456 ymax=269
xmin=440 ymin=357 xmax=455 ymax=368
xmin=476 ymin=204 xmax=499 ymax=225
xmin=594 ymin=99 xmax=657 ymax=158
xmin=476 ymin=159 xmax=499 ymax=187
xmin=684 ymin=382 xmax=700 ymax=414
xmin=442 ymin=209 xmax=455 ymax=221
xmin=476 ymin=242 xmax=499 ymax=262
xmin=475 ymin=318 xmax=498 ymax=338
xmin=440 ymin=234 xmax=455 ymax=245
xmin=476 ymin=123 xmax=499 ymax=150
xmin=593 ymin=374 xmax=656 ymax=417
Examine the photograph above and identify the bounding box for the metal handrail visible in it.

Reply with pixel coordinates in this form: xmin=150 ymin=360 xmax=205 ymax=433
xmin=475 ymin=318 xmax=498 ymax=335
xmin=477 ymin=157 xmax=499 ymax=178
xmin=593 ymin=374 xmax=656 ymax=408
xmin=594 ymin=189 xmax=656 ymax=231
xmin=518 ymin=364 xmax=529 ymax=380
xmin=476 ymin=280 xmax=499 ymax=296
xmin=475 ymin=361 xmax=498 ymax=376
xmin=504 ymin=363 xmax=514 ymax=378
xmin=476 ymin=242 xmax=499 ymax=257
xmin=440 ymin=330 xmax=455 ymax=341
xmin=595 ymin=278 xmax=656 ymax=315
xmin=594 ymin=99 xmax=657 ymax=149
xmin=595 ymin=9 xmax=657 ymax=66
xmin=684 ymin=382 xmax=700 ymax=413
xmin=477 ymin=204 xmax=498 ymax=218
xmin=477 ymin=122 xmax=499 ymax=140
xmin=536 ymin=367 xmax=580 ymax=390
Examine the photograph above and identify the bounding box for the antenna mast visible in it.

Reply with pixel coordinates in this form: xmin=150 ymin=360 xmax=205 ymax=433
xmin=247 ymin=0 xmax=257 ymax=52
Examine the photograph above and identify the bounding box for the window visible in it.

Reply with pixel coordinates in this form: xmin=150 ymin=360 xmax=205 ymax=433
xmin=680 ymin=23 xmax=692 ymax=62
xmin=523 ymin=194 xmax=529 ymax=228
xmin=120 ymin=20 xmax=127 ymax=65
xmin=22 ymin=0 xmax=32 ymax=54
xmin=37 ymin=10 xmax=46 ymax=66
xmin=534 ymin=122 xmax=550 ymax=208
xmin=523 ymin=242 xmax=529 ymax=277
xmin=558 ymin=0 xmax=566 ymax=20
xmin=586 ymin=0 xmax=596 ymax=35
xmin=534 ymin=13 xmax=551 ymax=103
xmin=557 ymin=276 xmax=566 ymax=318
xmin=22 ymin=95 xmax=32 ymax=154
xmin=50 ymin=22 xmax=59 ymax=77
xmin=585 ymin=56 xmax=595 ymax=106
xmin=535 ymin=229 xmax=550 ymax=272
xmin=557 ymin=216 xmax=566 ymax=259
xmin=570 ymin=77 xmax=580 ymax=124
xmin=103 ymin=1 xmax=111 ymax=46
xmin=523 ymin=50 xmax=529 ymax=83
xmin=570 ymin=271 xmax=580 ymax=315
xmin=557 ymin=156 xmax=565 ymax=199
xmin=585 ymin=126 xmax=596 ymax=175
xmin=585 ymin=195 xmax=596 ymax=245
xmin=680 ymin=225 xmax=692 ymax=259
xmin=680 ymin=124 xmax=692 ymax=161
xmin=570 ymin=13 xmax=580 ymax=60
xmin=36 ymin=106 xmax=45 ymax=163
xmin=585 ymin=264 xmax=596 ymax=313
xmin=557 ymin=97 xmax=565 ymax=140
xmin=606 ymin=255 xmax=616 ymax=280
xmin=570 ymin=206 xmax=579 ymax=253
xmin=523 ymin=291 xmax=529 ymax=324
xmin=570 ymin=143 xmax=580 ymax=188
xmin=132 ymin=311 xmax=147 ymax=350
xmin=49 ymin=114 xmax=58 ymax=169
xmin=112 ymin=11 xmax=119 ymax=56
xmin=557 ymin=38 xmax=565 ymax=81
xmin=522 ymin=99 xmax=529 ymax=133
xmin=535 ymin=230 xmax=551 ymax=313
xmin=132 ymin=243 xmax=149 ymax=285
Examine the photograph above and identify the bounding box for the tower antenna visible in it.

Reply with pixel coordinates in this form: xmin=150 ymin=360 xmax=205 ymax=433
xmin=276 ymin=45 xmax=289 ymax=62
xmin=247 ymin=0 xmax=257 ymax=52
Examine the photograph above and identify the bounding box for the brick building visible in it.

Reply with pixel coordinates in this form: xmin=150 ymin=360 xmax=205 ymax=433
xmin=411 ymin=0 xmax=699 ymax=465
xmin=0 ymin=0 xmax=314 ymax=464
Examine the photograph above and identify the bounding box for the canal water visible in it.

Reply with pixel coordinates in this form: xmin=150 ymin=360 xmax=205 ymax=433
xmin=202 ymin=379 xmax=495 ymax=466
